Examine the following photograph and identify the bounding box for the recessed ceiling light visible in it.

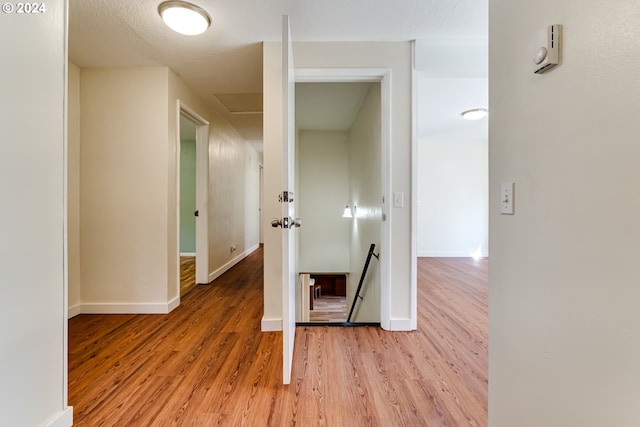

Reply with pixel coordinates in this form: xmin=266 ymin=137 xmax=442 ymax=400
xmin=158 ymin=1 xmax=211 ymax=36
xmin=461 ymin=108 xmax=488 ymax=120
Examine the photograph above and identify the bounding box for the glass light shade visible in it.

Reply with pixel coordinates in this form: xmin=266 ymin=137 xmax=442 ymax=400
xmin=159 ymin=1 xmax=211 ymax=35
xmin=342 ymin=205 xmax=353 ymax=218
xmin=461 ymin=108 xmax=488 ymax=120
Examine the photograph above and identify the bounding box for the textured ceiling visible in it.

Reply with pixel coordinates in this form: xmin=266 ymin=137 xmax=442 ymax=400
xmin=68 ymin=0 xmax=488 ymax=151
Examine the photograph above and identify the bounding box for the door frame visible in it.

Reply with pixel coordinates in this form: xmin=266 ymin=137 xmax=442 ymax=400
xmin=177 ymin=101 xmax=210 ymax=289
xmin=259 ymin=163 xmax=264 ymax=244
xmin=295 ymin=68 xmax=392 ymax=329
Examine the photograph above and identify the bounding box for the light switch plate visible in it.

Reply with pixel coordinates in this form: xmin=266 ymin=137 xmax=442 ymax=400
xmin=500 ymin=182 xmax=514 ymax=215
xmin=393 ymin=192 xmax=404 ymax=208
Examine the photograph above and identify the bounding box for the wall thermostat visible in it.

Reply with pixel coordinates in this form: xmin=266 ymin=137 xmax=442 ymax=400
xmin=533 ymin=25 xmax=562 ymax=74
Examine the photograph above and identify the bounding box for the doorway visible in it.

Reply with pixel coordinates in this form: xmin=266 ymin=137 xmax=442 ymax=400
xmin=294 ymin=78 xmax=386 ymax=325
xmin=179 ymin=114 xmax=197 ymax=295
xmin=177 ymin=102 xmax=209 ymax=297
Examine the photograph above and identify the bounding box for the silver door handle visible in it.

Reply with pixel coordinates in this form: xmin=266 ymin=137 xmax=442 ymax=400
xmin=271 ymin=217 xmax=301 ymax=229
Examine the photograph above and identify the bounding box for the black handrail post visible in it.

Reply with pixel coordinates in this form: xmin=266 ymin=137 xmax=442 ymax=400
xmin=347 ymin=243 xmax=378 ymax=323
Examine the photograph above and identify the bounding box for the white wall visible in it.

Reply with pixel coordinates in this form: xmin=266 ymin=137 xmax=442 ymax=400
xmin=417 ymin=136 xmax=488 ymax=257
xmin=263 ymin=42 xmax=413 ymax=330
xmin=80 ymin=67 xmax=172 ymax=311
xmin=68 ymin=62 xmax=82 ymax=316
xmin=417 ymin=81 xmax=489 ymax=257
xmin=244 ymin=150 xmax=261 ymax=251
xmin=0 ymin=0 xmax=73 ymax=424
xmin=415 ymin=43 xmax=488 ymax=258
xmin=297 ymin=130 xmax=351 ymax=272
xmin=490 ymin=1 xmax=640 ymax=426
xmin=348 ymin=84 xmax=382 ymax=322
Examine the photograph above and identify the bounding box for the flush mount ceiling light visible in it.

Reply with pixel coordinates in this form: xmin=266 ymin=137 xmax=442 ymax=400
xmin=158 ymin=1 xmax=211 ymax=36
xmin=461 ymin=108 xmax=488 ymax=120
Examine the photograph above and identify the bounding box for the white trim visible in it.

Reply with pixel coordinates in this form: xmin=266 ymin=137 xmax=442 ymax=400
xmin=208 ymin=244 xmax=260 ymax=283
xmin=293 ymin=67 xmax=393 ymax=331
xmin=180 ymin=252 xmax=196 ymax=257
xmin=410 ymin=41 xmax=418 ymax=331
xmin=78 ymin=301 xmax=178 ymax=315
xmin=195 ymin=118 xmax=209 ymax=284
xmin=69 ymin=296 xmax=180 ymax=317
xmin=177 ymin=101 xmax=210 ymax=289
xmin=62 ymin=0 xmax=71 ymax=413
xmin=380 ymin=69 xmax=392 ymax=331
xmin=43 ymin=407 xmax=73 ymax=427
xmin=296 ymin=68 xmax=390 ymax=82
xmin=261 ymin=317 xmax=283 ymax=331
xmin=167 ymin=295 xmax=180 ymax=312
xmin=388 ymin=318 xmax=414 ymax=331
xmin=259 ymin=163 xmax=264 ymax=244
xmin=68 ymin=304 xmax=81 ymax=319
xmin=418 ymin=251 xmax=488 ymax=258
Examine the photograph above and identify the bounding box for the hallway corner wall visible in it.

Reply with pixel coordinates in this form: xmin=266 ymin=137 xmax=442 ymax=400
xmin=79 ymin=66 xmax=172 ymax=311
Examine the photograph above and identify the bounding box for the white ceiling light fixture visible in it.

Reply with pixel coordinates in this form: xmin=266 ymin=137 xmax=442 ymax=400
xmin=158 ymin=1 xmax=211 ymax=36
xmin=461 ymin=108 xmax=488 ymax=121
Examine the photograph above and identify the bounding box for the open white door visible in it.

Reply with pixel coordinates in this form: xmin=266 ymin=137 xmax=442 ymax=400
xmin=281 ymin=15 xmax=297 ymax=385
xmin=178 ymin=102 xmax=209 ymax=286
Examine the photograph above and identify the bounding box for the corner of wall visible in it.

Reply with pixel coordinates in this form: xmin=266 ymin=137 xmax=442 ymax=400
xmin=261 ymin=317 xmax=283 ymax=332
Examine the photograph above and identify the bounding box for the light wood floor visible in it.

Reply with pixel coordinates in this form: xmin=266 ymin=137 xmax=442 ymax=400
xmin=180 ymin=256 xmax=196 ymax=296
xmin=308 ymin=295 xmax=347 ymax=323
xmin=68 ymin=249 xmax=487 ymax=426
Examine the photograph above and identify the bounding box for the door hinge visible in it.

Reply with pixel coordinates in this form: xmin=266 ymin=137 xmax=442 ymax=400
xmin=278 ymin=191 xmax=294 ymax=203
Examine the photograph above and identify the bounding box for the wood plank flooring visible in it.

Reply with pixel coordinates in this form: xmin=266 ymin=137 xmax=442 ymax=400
xmin=308 ymin=295 xmax=347 ymax=322
xmin=180 ymin=256 xmax=196 ymax=296
xmin=68 ymin=250 xmax=487 ymax=426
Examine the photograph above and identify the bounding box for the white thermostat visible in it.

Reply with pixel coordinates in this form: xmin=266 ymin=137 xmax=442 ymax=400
xmin=533 ymin=25 xmax=562 ymax=74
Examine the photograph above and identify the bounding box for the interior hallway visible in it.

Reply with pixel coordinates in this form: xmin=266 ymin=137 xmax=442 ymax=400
xmin=68 ymin=247 xmax=487 ymax=426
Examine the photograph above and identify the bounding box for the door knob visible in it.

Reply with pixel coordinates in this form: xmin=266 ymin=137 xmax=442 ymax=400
xmin=194 ymin=210 xmax=199 ymax=217
xmin=271 ymin=217 xmax=301 ymax=228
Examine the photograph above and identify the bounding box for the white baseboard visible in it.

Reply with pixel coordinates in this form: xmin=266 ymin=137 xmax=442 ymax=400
xmin=417 ymin=250 xmax=488 ymax=257
xmin=167 ymin=295 xmax=180 ymax=312
xmin=261 ymin=317 xmax=282 ymax=331
xmin=388 ymin=318 xmax=415 ymax=331
xmin=68 ymin=303 xmax=81 ymax=319
xmin=69 ymin=244 xmax=261 ymax=317
xmin=79 ymin=301 xmax=176 ymax=314
xmin=44 ymin=406 xmax=73 ymax=427
xmin=180 ymin=252 xmax=196 ymax=257
xmin=208 ymin=243 xmax=260 ymax=283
